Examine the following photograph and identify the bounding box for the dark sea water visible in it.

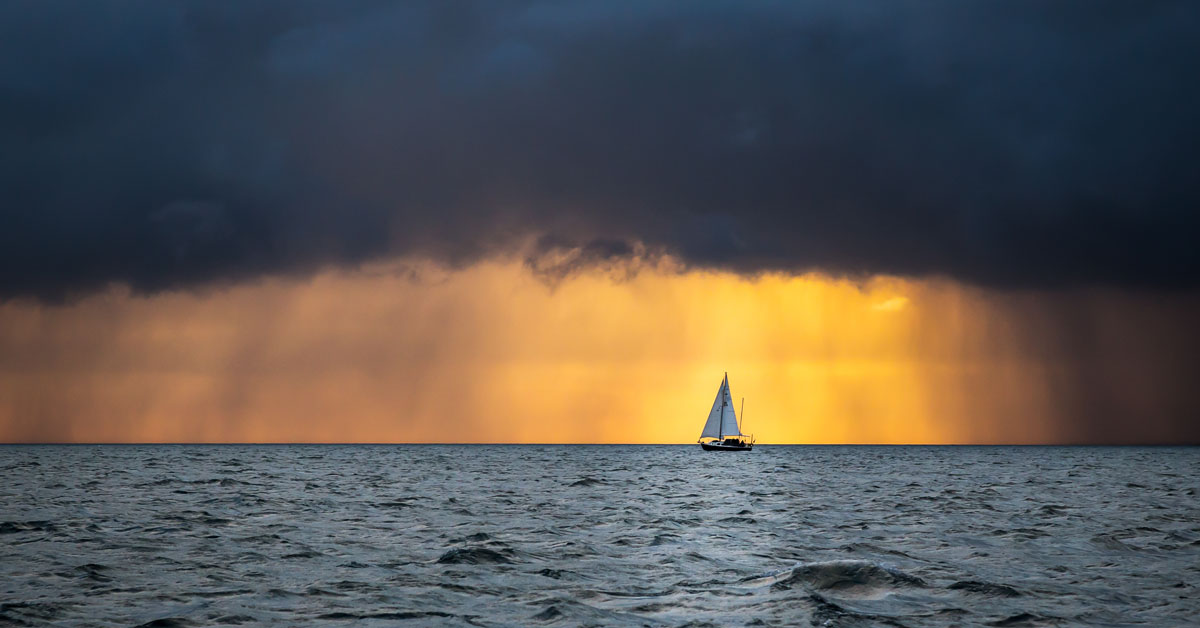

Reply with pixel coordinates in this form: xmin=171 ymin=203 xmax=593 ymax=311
xmin=1 ymin=445 xmax=1197 ymax=627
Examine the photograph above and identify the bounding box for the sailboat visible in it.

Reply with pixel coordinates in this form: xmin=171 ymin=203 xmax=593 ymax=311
xmin=698 ymin=373 xmax=754 ymax=451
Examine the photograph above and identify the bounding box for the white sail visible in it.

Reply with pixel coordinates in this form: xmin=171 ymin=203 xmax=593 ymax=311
xmin=720 ymin=378 xmax=741 ymax=436
xmin=699 ymin=374 xmax=743 ymax=439
xmin=699 ymin=380 xmax=725 ymax=439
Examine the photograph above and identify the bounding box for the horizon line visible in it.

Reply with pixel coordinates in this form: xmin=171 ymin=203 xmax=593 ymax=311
xmin=2 ymin=442 xmax=1196 ymax=447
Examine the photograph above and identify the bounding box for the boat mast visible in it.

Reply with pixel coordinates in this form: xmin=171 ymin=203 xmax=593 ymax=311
xmin=719 ymin=372 xmax=727 ymax=441
xmin=715 ymin=374 xmax=724 ymax=441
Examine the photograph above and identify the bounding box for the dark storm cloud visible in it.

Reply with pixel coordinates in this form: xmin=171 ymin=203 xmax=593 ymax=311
xmin=3 ymin=0 xmax=1199 ymax=300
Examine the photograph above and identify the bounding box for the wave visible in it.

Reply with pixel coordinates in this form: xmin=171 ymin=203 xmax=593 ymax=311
xmin=436 ymin=546 xmax=514 ymax=564
xmin=211 ymin=615 xmax=256 ymax=625
xmin=157 ymin=510 xmax=233 ymax=526
xmin=949 ymin=580 xmax=1021 ymax=597
xmin=530 ymin=605 xmax=563 ymax=622
xmin=317 ymin=611 xmax=458 ymax=621
xmin=524 ymin=599 xmax=647 ymax=625
xmin=1091 ymin=533 xmax=1138 ymax=552
xmin=649 ymin=533 xmax=679 ymax=546
xmin=0 ymin=520 xmax=56 ymax=534
xmin=281 ymin=549 xmax=323 ymax=559
xmin=839 ymin=542 xmax=915 ymax=559
xmin=132 ymin=619 xmax=197 ymax=628
xmin=69 ymin=563 xmax=113 ymax=582
xmin=987 ymin=612 xmax=1059 ymax=626
xmin=767 ymin=560 xmax=927 ymax=592
xmin=806 ymin=591 xmax=912 ymax=627
xmin=0 ymin=602 xmax=71 ymax=623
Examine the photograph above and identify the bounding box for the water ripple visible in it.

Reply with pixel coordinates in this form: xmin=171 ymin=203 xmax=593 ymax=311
xmin=0 ymin=445 xmax=1197 ymax=626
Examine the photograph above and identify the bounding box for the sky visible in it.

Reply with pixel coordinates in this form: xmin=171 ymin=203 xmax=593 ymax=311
xmin=2 ymin=1 xmax=1198 ymax=443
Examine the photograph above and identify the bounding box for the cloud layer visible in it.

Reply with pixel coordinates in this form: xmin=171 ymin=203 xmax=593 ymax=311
xmin=3 ymin=1 xmax=1198 ymax=300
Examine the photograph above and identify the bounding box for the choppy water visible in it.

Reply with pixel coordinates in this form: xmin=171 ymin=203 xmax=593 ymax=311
xmin=1 ymin=446 xmax=1198 ymax=627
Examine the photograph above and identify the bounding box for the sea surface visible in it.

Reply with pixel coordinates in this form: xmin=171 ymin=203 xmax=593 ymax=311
xmin=1 ymin=445 xmax=1197 ymax=627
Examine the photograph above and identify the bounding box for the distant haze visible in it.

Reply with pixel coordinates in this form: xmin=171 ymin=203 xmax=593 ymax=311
xmin=2 ymin=262 xmax=1196 ymax=444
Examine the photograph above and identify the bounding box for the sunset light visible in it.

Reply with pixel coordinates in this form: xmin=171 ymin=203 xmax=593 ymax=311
xmin=3 ymin=260 xmax=1193 ymax=444
xmin=2 ymin=2 xmax=1197 ymax=625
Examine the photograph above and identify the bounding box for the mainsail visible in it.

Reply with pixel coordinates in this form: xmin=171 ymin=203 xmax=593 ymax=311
xmin=699 ymin=373 xmax=743 ymax=439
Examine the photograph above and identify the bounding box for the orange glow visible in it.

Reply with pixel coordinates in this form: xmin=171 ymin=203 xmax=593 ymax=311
xmin=0 ymin=260 xmax=1190 ymax=443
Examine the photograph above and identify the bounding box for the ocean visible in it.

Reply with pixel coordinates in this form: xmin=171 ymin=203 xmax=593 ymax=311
xmin=1 ymin=445 xmax=1197 ymax=626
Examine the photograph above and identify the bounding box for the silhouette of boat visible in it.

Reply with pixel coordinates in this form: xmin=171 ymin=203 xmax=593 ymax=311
xmin=698 ymin=373 xmax=754 ymax=451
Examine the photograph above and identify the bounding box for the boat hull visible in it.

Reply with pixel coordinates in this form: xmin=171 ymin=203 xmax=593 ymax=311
xmin=700 ymin=442 xmax=753 ymax=452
